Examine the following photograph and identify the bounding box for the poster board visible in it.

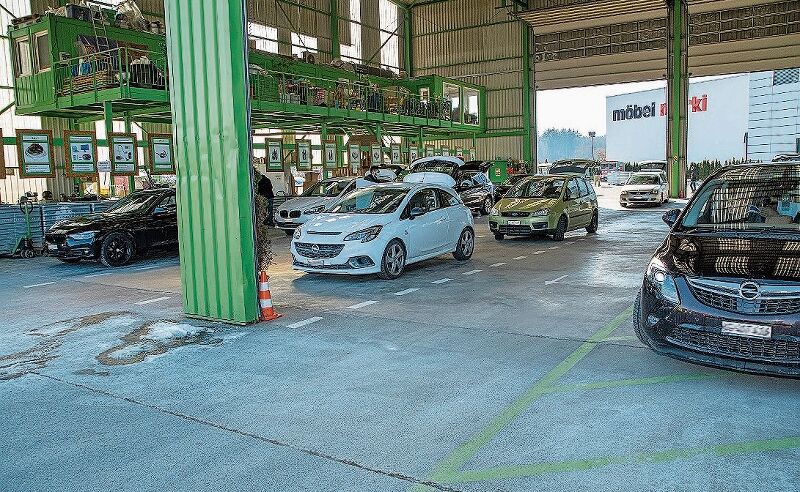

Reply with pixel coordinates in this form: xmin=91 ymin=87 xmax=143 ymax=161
xmin=349 ymin=144 xmax=361 ymax=171
xmin=296 ymin=140 xmax=312 ymax=171
xmin=425 ymin=145 xmax=434 ymax=157
xmin=64 ymin=130 xmax=99 ymax=177
xmin=391 ymin=144 xmax=401 ymax=165
xmin=108 ymin=132 xmax=138 ymax=176
xmin=469 ymin=148 xmax=477 ymax=161
xmin=370 ymin=144 xmax=382 ymax=165
xmin=456 ymin=147 xmax=464 ymax=159
xmin=408 ymin=145 xmax=419 ymax=163
xmin=441 ymin=146 xmax=450 ymax=157
xmin=324 ymin=141 xmax=337 ymax=170
xmin=267 ymin=139 xmax=283 ymax=171
xmin=17 ymin=129 xmax=55 ymax=178
xmin=149 ymin=133 xmax=176 ymax=174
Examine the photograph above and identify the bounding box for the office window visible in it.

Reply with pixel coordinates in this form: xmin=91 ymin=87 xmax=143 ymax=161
xmin=14 ymin=38 xmax=32 ymax=76
xmin=34 ymin=33 xmax=51 ymax=71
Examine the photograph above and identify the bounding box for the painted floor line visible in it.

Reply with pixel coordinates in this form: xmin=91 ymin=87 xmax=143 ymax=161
xmin=287 ymin=317 xmax=323 ymax=329
xmin=135 ymin=296 xmax=171 ymax=305
xmin=395 ymin=288 xmax=420 ymax=296
xmin=22 ymin=281 xmax=56 ymax=289
xmin=548 ymin=246 xmax=559 ymax=250
xmin=347 ymin=300 xmax=378 ymax=309
xmin=545 ymin=274 xmax=569 ymax=285
xmin=512 ymin=256 xmax=528 ymax=260
xmin=462 ymin=270 xmax=483 ymax=276
xmin=135 ymin=265 xmax=161 ymax=271
xmin=84 ymin=272 xmax=111 ymax=278
xmin=432 ymin=278 xmax=453 ymax=284
xmin=489 ymin=262 xmax=506 ymax=267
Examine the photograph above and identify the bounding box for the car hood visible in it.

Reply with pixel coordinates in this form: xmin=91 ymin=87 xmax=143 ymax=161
xmin=278 ymin=196 xmax=337 ymax=212
xmin=659 ymin=231 xmax=800 ymax=281
xmin=496 ymin=197 xmax=559 ymax=213
xmin=48 ymin=212 xmax=132 ymax=234
xmin=622 ymin=184 xmax=661 ymax=192
xmin=302 ymin=213 xmax=393 ymax=235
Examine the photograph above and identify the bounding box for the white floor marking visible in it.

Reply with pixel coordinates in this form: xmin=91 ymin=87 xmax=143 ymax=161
xmin=84 ymin=272 xmax=111 ymax=278
xmin=135 ymin=296 xmax=171 ymax=305
xmin=566 ymin=241 xmax=576 ymax=245
xmin=347 ymin=300 xmax=378 ymax=309
xmin=489 ymin=262 xmax=506 ymax=267
xmin=545 ymin=274 xmax=569 ymax=285
xmin=548 ymin=246 xmax=559 ymax=250
xmin=463 ymin=269 xmax=483 ymax=276
xmin=287 ymin=317 xmax=323 ymax=329
xmin=135 ymin=265 xmax=160 ymax=271
xmin=394 ymin=288 xmax=420 ymax=296
xmin=23 ymin=281 xmax=55 ymax=289
xmin=512 ymin=256 xmax=528 ymax=260
xmin=533 ymin=251 xmax=545 ymax=255
xmin=432 ymin=278 xmax=453 ymax=284
xmin=477 ymin=235 xmax=485 ymax=238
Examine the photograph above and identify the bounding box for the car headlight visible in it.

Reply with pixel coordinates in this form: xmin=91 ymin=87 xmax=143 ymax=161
xmin=490 ymin=207 xmax=499 ymax=216
xmin=344 ymin=225 xmax=382 ymax=243
xmin=67 ymin=231 xmax=97 ymax=241
xmin=620 ymin=191 xmax=628 ymax=195
xmin=531 ymin=208 xmax=549 ymax=217
xmin=651 ymin=189 xmax=660 ymax=195
xmin=646 ymin=257 xmax=680 ymax=304
xmin=293 ymin=228 xmax=302 ymax=240
xmin=304 ymin=205 xmax=326 ymax=215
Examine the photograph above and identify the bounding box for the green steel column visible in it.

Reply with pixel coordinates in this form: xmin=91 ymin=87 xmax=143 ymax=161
xmin=521 ymin=22 xmax=533 ymax=166
xmin=103 ymin=102 xmax=115 ymax=197
xmin=329 ymin=0 xmax=340 ymax=59
xmin=124 ymin=114 xmax=135 ymax=192
xmin=164 ymin=0 xmax=259 ymax=324
xmin=404 ymin=8 xmax=413 ymax=76
xmin=667 ymin=0 xmax=688 ymax=198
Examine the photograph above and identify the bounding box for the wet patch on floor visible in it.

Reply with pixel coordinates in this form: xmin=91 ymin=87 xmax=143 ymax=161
xmin=96 ymin=320 xmax=222 ymax=366
xmin=73 ymin=368 xmax=111 ymax=377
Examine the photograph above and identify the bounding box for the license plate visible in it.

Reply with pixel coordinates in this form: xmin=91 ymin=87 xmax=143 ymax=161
xmin=721 ymin=321 xmax=771 ymax=339
xmin=508 ymin=220 xmax=521 ymax=226
xmin=306 ymin=258 xmax=324 ymax=266
xmin=47 ymin=243 xmax=58 ymax=251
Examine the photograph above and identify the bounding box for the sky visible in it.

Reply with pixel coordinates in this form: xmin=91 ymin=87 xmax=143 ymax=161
xmin=537 ymin=81 xmax=665 ymax=136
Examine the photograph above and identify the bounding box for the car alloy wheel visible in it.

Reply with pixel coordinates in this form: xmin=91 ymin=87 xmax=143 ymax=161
xmin=480 ymin=197 xmax=492 ymax=215
xmin=379 ymin=240 xmax=406 ymax=279
xmin=100 ymin=232 xmax=134 ymax=267
xmin=552 ymin=215 xmax=567 ymax=241
xmin=453 ymin=228 xmax=474 ymax=260
xmin=586 ymin=211 xmax=598 ymax=234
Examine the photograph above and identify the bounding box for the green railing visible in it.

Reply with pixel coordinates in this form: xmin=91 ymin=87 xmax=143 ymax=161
xmin=54 ymin=47 xmax=168 ymax=99
xmin=250 ymin=69 xmax=481 ymax=126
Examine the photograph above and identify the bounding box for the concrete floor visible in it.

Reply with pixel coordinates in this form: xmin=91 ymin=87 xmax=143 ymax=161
xmin=2 ymin=186 xmax=798 ymax=491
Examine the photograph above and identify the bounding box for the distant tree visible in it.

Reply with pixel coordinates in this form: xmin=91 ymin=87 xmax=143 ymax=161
xmin=537 ymin=128 xmax=605 ymax=162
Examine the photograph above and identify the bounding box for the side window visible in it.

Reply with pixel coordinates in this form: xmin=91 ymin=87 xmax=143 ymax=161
xmin=577 ymin=179 xmax=590 ymax=197
xmin=14 ymin=38 xmax=32 ymax=76
xmin=437 ymin=189 xmax=460 ymax=208
xmin=567 ymin=179 xmax=580 ymax=200
xmin=583 ymin=179 xmax=596 ymax=196
xmin=34 ymin=33 xmax=51 ymax=71
xmin=158 ymin=195 xmax=177 ymax=210
xmin=407 ymin=189 xmax=439 ymax=213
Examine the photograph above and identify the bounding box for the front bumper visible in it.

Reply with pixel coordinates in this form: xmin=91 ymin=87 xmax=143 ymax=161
xmin=44 ymin=234 xmax=99 ymax=259
xmin=638 ymin=277 xmax=800 ymax=377
xmin=488 ymin=214 xmax=552 ymax=236
xmin=620 ymin=193 xmax=661 ymax=205
xmin=291 ymin=239 xmax=381 ymax=275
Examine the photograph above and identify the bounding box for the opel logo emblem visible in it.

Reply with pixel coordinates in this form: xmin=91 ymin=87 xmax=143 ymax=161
xmin=311 ymin=244 xmax=320 ymax=253
xmin=739 ymin=281 xmax=761 ymax=300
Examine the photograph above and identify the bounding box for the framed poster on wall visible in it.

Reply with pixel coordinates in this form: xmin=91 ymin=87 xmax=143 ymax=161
xmin=296 ymin=140 xmax=312 ymax=170
xmin=408 ymin=146 xmax=418 ymax=163
xmin=441 ymin=146 xmax=450 ymax=157
xmin=0 ymin=129 xmax=5 ymax=180
xmin=469 ymin=148 xmax=476 ymax=161
xmin=425 ymin=145 xmax=434 ymax=157
xmin=349 ymin=144 xmax=361 ymax=171
xmin=64 ymin=130 xmax=99 ymax=177
xmin=370 ymin=144 xmax=382 ymax=165
xmin=149 ymin=133 xmax=175 ymax=174
xmin=267 ymin=139 xmax=283 ymax=171
xmin=456 ymin=147 xmax=464 ymax=159
xmin=324 ymin=141 xmax=337 ymax=170
xmin=108 ymin=132 xmax=138 ymax=176
xmin=17 ymin=129 xmax=55 ymax=178
xmin=391 ymin=144 xmax=401 ymax=165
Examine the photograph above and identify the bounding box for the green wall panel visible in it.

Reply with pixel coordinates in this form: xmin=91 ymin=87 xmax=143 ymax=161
xmin=164 ymin=0 xmax=259 ymax=323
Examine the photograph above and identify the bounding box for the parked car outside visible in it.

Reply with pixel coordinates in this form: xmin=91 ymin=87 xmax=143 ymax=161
xmin=407 ymin=156 xmax=494 ymax=214
xmin=275 ymin=176 xmax=383 ymax=234
xmin=489 ymin=175 xmax=599 ymax=241
xmin=620 ymin=171 xmax=669 ymax=207
xmin=634 ymin=162 xmax=800 ymax=377
xmin=45 ymin=188 xmax=177 ymax=267
xmin=291 ymin=177 xmax=475 ymax=279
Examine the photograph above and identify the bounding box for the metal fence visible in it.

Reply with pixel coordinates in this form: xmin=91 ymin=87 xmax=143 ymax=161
xmin=55 ymin=47 xmax=168 ymax=98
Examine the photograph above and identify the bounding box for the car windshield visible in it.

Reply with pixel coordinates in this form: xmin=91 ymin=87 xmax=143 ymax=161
xmin=627 ymin=174 xmax=660 ymax=185
xmin=507 ymin=178 xmax=565 ymax=199
xmin=411 ymin=161 xmax=459 ymax=177
xmin=501 ymin=175 xmax=527 ymax=187
xmin=681 ymin=167 xmax=800 ymax=231
xmin=303 ymin=180 xmax=350 ymax=197
xmin=330 ymin=188 xmax=409 ymax=214
xmin=105 ymin=193 xmax=161 ymax=214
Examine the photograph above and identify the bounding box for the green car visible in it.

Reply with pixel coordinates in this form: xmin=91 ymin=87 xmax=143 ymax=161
xmin=488 ymin=175 xmax=599 ymax=241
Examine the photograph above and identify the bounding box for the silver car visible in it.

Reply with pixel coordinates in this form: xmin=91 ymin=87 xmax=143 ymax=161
xmin=274 ymin=177 xmax=370 ymax=234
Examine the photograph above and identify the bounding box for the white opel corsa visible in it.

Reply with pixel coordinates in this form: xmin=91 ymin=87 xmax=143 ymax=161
xmin=291 ymin=174 xmax=475 ymax=279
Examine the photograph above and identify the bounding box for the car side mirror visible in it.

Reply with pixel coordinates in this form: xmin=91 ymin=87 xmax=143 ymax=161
xmin=459 ymin=180 xmax=473 ymax=189
xmin=662 ymin=208 xmax=681 ymax=226
xmin=409 ymin=207 xmax=425 ymax=220
xmin=153 ymin=207 xmax=172 ymax=216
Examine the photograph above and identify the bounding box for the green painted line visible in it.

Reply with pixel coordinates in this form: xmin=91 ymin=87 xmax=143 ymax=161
xmin=544 ymin=373 xmax=716 ymax=394
xmin=450 ymin=435 xmax=800 ymax=483
xmin=412 ymin=307 xmax=633 ymax=490
xmin=601 ymin=335 xmax=639 ymax=342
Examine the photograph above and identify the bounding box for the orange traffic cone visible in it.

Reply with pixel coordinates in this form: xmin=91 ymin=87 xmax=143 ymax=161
xmin=258 ymin=271 xmax=282 ymax=321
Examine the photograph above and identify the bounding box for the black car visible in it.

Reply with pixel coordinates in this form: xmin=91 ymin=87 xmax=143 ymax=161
xmin=494 ymin=173 xmax=532 ymax=202
xmin=634 ymin=162 xmax=800 ymax=377
xmin=45 ymin=188 xmax=178 ymax=267
xmin=409 ymin=157 xmax=494 ymax=214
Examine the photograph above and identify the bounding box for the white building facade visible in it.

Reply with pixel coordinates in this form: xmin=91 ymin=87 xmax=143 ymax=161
xmin=605 ymin=69 xmax=800 ymax=164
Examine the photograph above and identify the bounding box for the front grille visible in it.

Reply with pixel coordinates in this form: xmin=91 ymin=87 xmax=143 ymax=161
xmin=46 ymin=234 xmax=66 ymax=244
xmin=501 ymin=211 xmax=530 ymax=217
xmin=295 ymin=242 xmax=345 ymax=259
xmin=688 ymin=278 xmax=800 ymax=315
xmin=498 ymin=224 xmax=533 ymax=235
xmin=667 ymin=327 xmax=800 ymax=364
xmin=279 ymin=210 xmax=301 ymax=218
xmin=293 ymin=260 xmax=351 ymax=270
xmin=307 ymin=231 xmax=341 ymax=236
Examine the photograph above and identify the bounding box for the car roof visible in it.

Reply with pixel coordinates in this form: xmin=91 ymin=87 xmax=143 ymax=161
xmin=714 ymin=162 xmax=800 ymax=180
xmin=410 ymin=156 xmax=465 ymax=167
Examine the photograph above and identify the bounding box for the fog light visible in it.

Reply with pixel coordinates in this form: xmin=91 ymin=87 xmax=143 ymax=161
xmin=348 ymin=256 xmax=375 ymax=268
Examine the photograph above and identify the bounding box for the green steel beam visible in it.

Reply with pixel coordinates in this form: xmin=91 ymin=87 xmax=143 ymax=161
xmin=330 ymin=0 xmax=340 ymax=59
xmin=521 ymin=21 xmax=532 ymax=165
xmin=165 ymin=0 xmax=259 ymax=324
xmin=667 ymin=0 xmax=688 ymax=198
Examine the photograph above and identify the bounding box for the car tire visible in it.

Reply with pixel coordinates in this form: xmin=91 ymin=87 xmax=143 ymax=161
xmin=99 ymin=232 xmax=135 ymax=267
xmin=480 ymin=196 xmax=493 ymax=216
xmin=586 ymin=210 xmax=598 ymax=234
xmin=378 ymin=239 xmax=406 ymax=280
xmin=494 ymin=233 xmax=504 ymax=241
xmin=58 ymin=258 xmax=81 ymax=264
xmin=452 ymin=227 xmax=475 ymax=261
xmin=633 ymin=290 xmax=654 ymax=349
xmin=552 ymin=215 xmax=567 ymax=241
xmin=283 ymin=229 xmax=294 ymax=236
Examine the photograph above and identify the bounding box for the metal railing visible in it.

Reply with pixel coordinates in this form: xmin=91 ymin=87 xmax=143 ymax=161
xmin=55 ymin=47 xmax=168 ymax=98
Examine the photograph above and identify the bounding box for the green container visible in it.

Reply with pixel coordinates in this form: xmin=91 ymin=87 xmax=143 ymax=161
xmin=488 ymin=160 xmax=509 ymax=184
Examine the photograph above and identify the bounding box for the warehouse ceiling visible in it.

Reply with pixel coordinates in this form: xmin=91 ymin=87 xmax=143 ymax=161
xmin=516 ymin=0 xmax=800 ymax=89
